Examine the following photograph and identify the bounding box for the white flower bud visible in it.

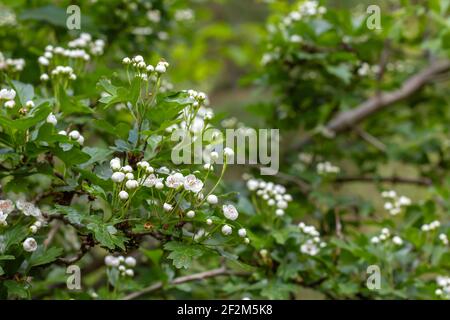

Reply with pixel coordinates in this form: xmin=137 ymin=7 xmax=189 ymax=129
xmin=122 ymin=57 xmax=131 ymax=64
xmin=40 ymin=73 xmax=49 ymax=81
xmin=125 ymin=256 xmax=136 ymax=267
xmin=137 ymin=161 xmax=149 ymax=169
xmin=104 ymin=255 xmax=120 ymax=267
xmin=155 ymin=63 xmax=166 ymax=74
xmin=275 ymin=209 xmax=284 ymax=216
xmin=155 ymin=182 xmax=164 ymax=189
xmin=125 ymin=269 xmax=134 ymax=277
xmin=76 ymin=135 xmax=84 ymax=145
xmin=244 ymin=237 xmax=250 ymax=244
xmin=111 ymin=172 xmax=125 ymax=183
xmin=210 ymin=151 xmax=219 ymax=162
xmin=133 ymin=55 xmax=144 ymax=63
xmin=206 ymin=218 xmax=212 ymax=225
xmin=121 ymin=165 xmax=133 ymax=173
xmin=186 ymin=210 xmax=195 ymax=218
xmin=221 ymin=224 xmax=232 ymax=235
xmin=68 ymin=130 xmax=80 ymax=140
xmin=223 ymin=147 xmax=234 ymax=157
xmin=238 ymin=228 xmax=246 ymax=237
xmin=58 ymin=130 xmax=67 ymax=135
xmin=163 ymin=203 xmax=173 ymax=211
xmin=207 ymin=194 xmax=218 ymax=204
xmin=4 ymin=100 xmax=15 ymax=108
xmin=277 ymin=201 xmax=288 ymax=209
xmin=203 ymin=163 xmax=213 ymax=170
xmin=371 ymin=236 xmax=380 ymax=244
xmin=125 ymin=173 xmax=134 ymax=180
xmin=119 ymin=190 xmax=129 ymax=200
xmin=392 ymin=236 xmax=403 ymax=246
xmin=30 ymin=225 xmax=38 ymax=234
xmin=126 ymin=179 xmax=139 ymax=189
xmin=26 ymin=100 xmax=35 ymax=108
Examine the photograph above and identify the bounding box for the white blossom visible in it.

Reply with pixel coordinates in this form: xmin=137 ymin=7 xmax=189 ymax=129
xmin=183 ymin=174 xmax=203 ymax=193
xmin=23 ymin=237 xmax=38 ymax=252
xmin=222 ymin=204 xmax=239 ymax=221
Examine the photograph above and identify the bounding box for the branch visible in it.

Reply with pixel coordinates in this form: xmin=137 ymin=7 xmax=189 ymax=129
xmin=334 ymin=175 xmax=432 ymax=186
xmin=56 ymin=234 xmax=96 ymax=265
xmin=293 ymin=60 xmax=450 ymax=149
xmin=122 ymin=267 xmax=249 ymax=300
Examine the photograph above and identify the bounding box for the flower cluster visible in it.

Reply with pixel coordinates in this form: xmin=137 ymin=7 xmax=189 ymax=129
xmin=0 ymin=199 xmax=15 ymax=226
xmin=245 ymin=177 xmax=292 ymax=216
xmin=16 ymin=199 xmax=42 ymax=218
xmin=167 ymin=91 xmax=214 ymax=135
xmin=1 ymin=199 xmax=46 ymax=233
xmin=0 ymin=53 xmax=25 ymax=73
xmin=439 ymin=233 xmax=449 ymax=245
xmin=435 ymin=276 xmax=450 ymax=299
xmin=110 ymin=158 xmax=155 ymax=201
xmin=105 ymin=255 xmax=136 ymax=277
xmin=357 ymin=62 xmax=380 ymax=77
xmin=122 ymin=55 xmax=169 ymax=81
xmin=68 ymin=33 xmax=105 ymax=55
xmin=58 ymin=129 xmax=85 ymax=145
xmin=370 ymin=228 xmax=403 ymax=246
xmin=0 ymin=87 xmax=16 ymax=108
xmin=282 ymin=1 xmax=326 ymax=26
xmin=38 ymin=33 xmax=104 ymax=82
xmin=174 ymin=9 xmax=195 ymax=21
xmin=298 ymin=222 xmax=326 ymax=256
xmin=316 ymin=161 xmax=340 ymax=175
xmin=381 ymin=190 xmax=411 ymax=216
xmin=421 ymin=220 xmax=441 ymax=232
xmin=0 ymin=6 xmax=16 ymax=27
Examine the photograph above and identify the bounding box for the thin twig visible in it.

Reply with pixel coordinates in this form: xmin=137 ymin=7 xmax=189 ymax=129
xmin=122 ymin=267 xmax=249 ymax=300
xmin=293 ymin=60 xmax=450 ymax=149
xmin=334 ymin=175 xmax=432 ymax=186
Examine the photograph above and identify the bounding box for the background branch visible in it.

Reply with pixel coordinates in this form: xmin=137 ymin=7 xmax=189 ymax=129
xmin=292 ymin=60 xmax=450 ymax=150
xmin=122 ymin=267 xmax=249 ymax=300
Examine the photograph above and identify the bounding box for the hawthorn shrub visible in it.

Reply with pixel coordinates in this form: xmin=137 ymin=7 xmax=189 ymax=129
xmin=1 ymin=0 xmax=450 ymax=300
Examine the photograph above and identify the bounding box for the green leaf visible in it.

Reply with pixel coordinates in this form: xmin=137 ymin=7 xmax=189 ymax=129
xmin=10 ymin=80 xmax=34 ymax=106
xmin=325 ymin=64 xmax=352 ymax=84
xmin=260 ymin=280 xmax=297 ymax=299
xmin=0 ymin=102 xmax=51 ymax=131
xmin=87 ymin=222 xmax=126 ymax=250
xmin=59 ymin=88 xmax=93 ymax=115
xmin=28 ymin=246 xmax=63 ymax=268
xmin=164 ymin=241 xmax=205 ymax=269
xmin=5 ymin=280 xmax=29 ymax=299
xmin=51 ymin=144 xmax=91 ymax=166
xmin=51 ymin=205 xmax=84 ymax=226
xmin=148 ymin=92 xmax=193 ymax=125
xmin=0 ymin=255 xmax=15 ymax=261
